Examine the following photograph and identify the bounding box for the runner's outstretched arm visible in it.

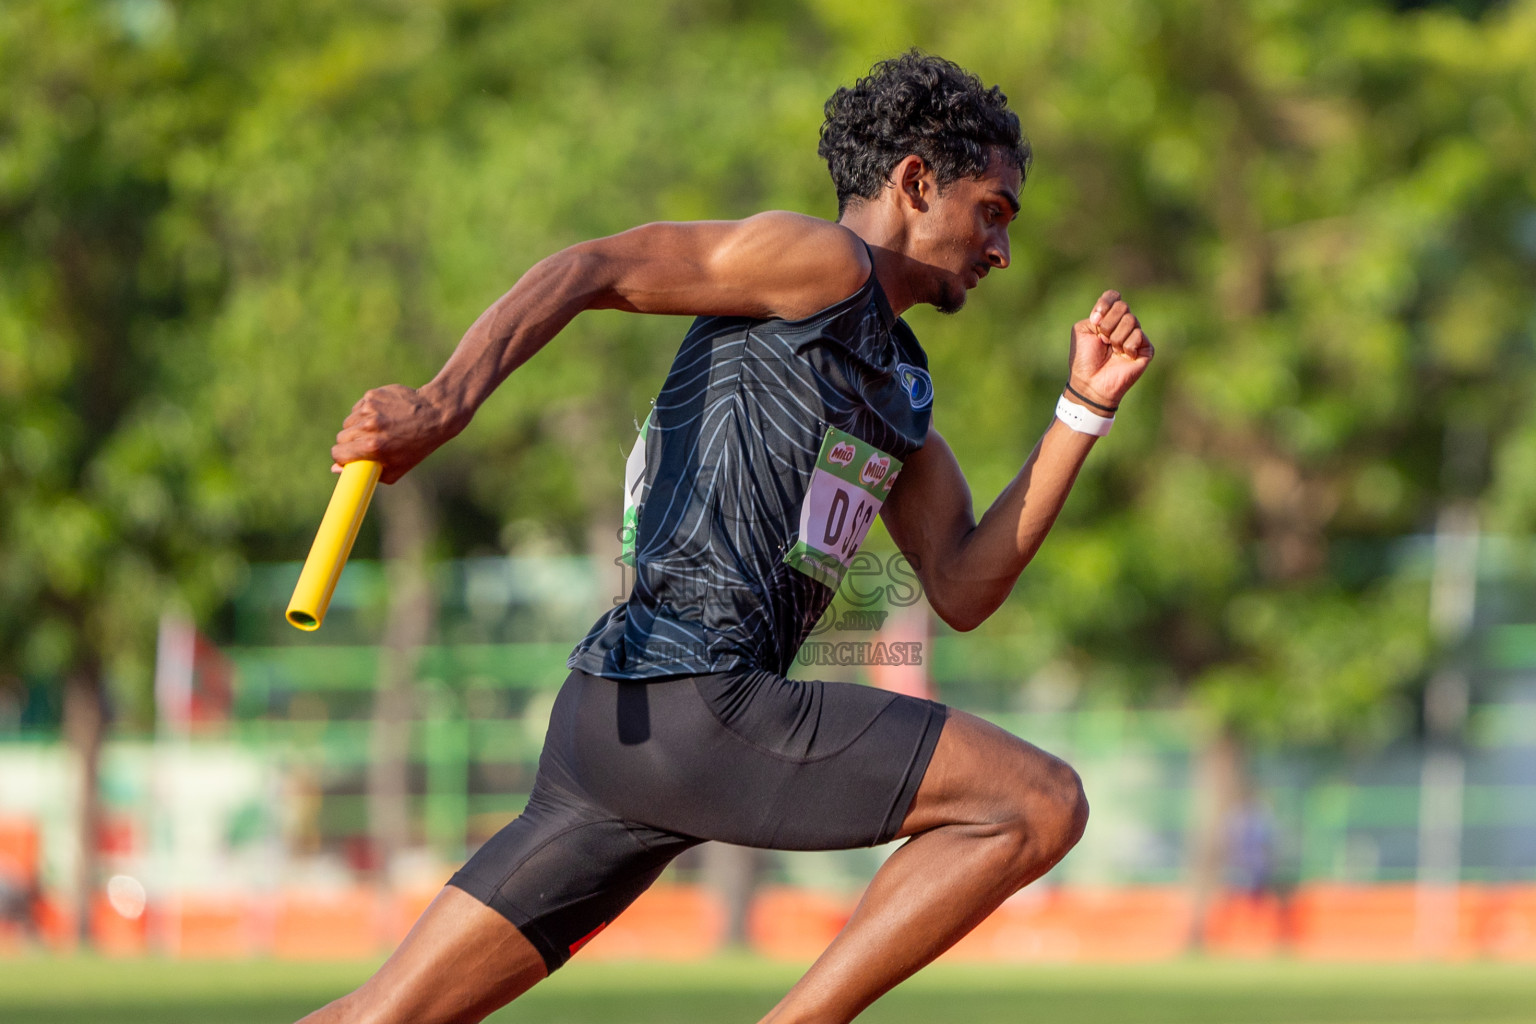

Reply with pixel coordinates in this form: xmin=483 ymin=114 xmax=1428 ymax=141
xmin=881 ymin=290 xmax=1154 ymax=631
xmin=330 ymin=213 xmax=869 ymax=482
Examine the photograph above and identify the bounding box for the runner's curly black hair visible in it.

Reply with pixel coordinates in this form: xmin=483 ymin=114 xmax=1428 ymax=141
xmin=819 ymin=52 xmax=1030 ymax=217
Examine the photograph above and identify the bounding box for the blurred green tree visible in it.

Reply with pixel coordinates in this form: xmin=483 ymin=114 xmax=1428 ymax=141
xmin=0 ymin=0 xmax=248 ymax=939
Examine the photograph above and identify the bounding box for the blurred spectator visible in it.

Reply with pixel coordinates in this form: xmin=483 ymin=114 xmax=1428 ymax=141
xmin=1226 ymin=798 xmax=1278 ymax=899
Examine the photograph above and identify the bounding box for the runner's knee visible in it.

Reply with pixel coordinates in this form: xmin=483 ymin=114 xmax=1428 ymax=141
xmin=1005 ymin=752 xmax=1088 ymax=866
xmin=1039 ymin=758 xmax=1089 ymax=852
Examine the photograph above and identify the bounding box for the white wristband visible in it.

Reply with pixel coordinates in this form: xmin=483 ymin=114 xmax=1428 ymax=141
xmin=1055 ymin=394 xmax=1114 ymax=436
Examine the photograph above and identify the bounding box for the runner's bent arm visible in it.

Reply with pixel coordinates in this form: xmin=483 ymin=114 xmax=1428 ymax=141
xmin=880 ymin=291 xmax=1154 ymax=631
xmin=881 ymin=423 xmax=1092 ymax=632
xmin=331 ymin=213 xmax=870 ymax=482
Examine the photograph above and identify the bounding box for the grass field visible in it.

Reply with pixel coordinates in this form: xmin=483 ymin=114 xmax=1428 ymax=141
xmin=2 ymin=956 xmax=1535 ymax=1024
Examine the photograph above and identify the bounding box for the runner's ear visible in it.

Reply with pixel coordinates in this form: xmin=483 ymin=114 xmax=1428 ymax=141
xmin=892 ymin=155 xmax=931 ymax=211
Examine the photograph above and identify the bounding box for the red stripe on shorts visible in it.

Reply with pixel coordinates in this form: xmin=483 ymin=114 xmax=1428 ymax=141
xmin=568 ymin=921 xmax=608 ymax=956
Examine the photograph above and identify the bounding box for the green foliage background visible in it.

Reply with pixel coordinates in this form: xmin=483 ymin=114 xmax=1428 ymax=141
xmin=1 ymin=0 xmax=1533 ymax=745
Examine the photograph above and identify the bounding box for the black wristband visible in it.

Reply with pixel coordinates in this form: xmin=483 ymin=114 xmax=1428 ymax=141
xmin=1065 ymin=382 xmax=1118 ymax=414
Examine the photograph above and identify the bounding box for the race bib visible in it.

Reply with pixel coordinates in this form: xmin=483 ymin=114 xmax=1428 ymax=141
xmin=784 ymin=427 xmax=902 ymax=589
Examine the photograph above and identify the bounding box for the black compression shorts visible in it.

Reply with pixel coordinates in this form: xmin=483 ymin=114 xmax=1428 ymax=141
xmin=448 ymin=667 xmax=948 ymax=972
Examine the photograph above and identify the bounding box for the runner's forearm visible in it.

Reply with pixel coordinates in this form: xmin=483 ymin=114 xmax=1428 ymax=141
xmin=423 ymin=246 xmax=608 ymax=429
xmin=940 ymin=415 xmax=1096 ymax=627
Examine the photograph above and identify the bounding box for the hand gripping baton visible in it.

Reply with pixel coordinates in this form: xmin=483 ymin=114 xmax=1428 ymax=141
xmin=285 ymin=460 xmax=383 ymax=630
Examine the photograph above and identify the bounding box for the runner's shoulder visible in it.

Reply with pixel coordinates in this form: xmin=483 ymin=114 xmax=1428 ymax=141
xmin=721 ymin=212 xmax=872 ymax=319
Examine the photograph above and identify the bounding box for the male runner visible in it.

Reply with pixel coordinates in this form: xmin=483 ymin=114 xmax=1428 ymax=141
xmin=306 ymin=52 xmax=1152 ymax=1024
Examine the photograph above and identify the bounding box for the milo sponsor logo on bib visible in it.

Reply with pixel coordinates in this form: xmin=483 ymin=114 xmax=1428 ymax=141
xmin=785 ymin=427 xmax=904 ymax=589
xmin=859 ymin=454 xmax=891 ymax=488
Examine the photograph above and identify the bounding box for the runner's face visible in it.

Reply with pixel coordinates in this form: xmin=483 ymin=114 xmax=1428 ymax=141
xmin=917 ymin=151 xmax=1020 ymax=314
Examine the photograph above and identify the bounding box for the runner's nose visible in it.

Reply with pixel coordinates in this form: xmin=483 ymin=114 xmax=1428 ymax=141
xmin=988 ymin=232 xmax=1010 ymax=270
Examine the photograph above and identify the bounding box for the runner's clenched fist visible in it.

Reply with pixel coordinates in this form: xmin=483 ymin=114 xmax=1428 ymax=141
xmin=1067 ymin=290 xmax=1154 ymax=410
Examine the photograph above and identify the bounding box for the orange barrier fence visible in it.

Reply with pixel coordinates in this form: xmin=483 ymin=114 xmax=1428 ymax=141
xmin=583 ymin=885 xmax=725 ymax=960
xmin=272 ymin=888 xmax=385 ymax=960
xmin=162 ymin=895 xmax=255 ymax=958
xmin=945 ymin=887 xmax=1195 ymax=963
xmin=1486 ymin=886 xmax=1536 ymax=960
xmin=747 ymin=886 xmax=852 ymax=959
xmin=6 ymin=882 xmax=1536 ymax=960
xmin=1288 ymin=884 xmax=1480 ymax=961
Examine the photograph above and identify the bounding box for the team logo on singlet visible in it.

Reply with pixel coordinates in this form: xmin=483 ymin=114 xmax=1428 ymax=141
xmin=828 ymin=440 xmax=857 ymax=467
xmin=897 ymin=363 xmax=933 ymax=410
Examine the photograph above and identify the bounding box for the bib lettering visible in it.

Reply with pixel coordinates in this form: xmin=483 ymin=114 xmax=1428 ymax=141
xmin=784 ymin=427 xmax=902 ymax=588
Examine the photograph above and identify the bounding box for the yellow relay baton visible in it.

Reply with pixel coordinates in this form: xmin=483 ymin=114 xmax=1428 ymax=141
xmin=286 ymin=460 xmax=383 ymax=631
